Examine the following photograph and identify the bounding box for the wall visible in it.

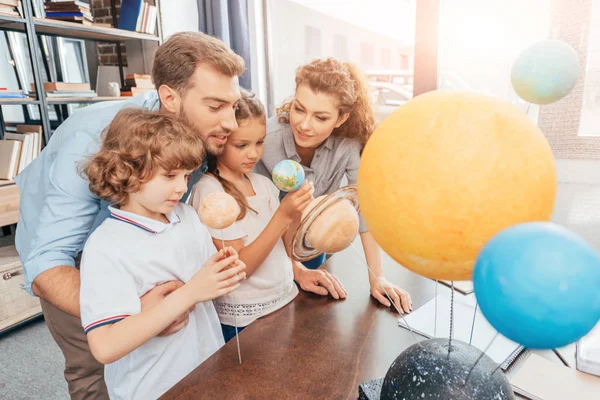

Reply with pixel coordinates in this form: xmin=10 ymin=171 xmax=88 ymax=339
xmin=160 ymin=0 xmax=199 ymax=39
xmin=91 ymin=0 xmax=128 ymax=66
xmin=553 ymin=159 xmax=600 ymax=251
xmin=268 ymin=0 xmax=414 ymax=108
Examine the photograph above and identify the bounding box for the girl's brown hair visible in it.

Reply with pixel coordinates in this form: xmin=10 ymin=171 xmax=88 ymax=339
xmin=276 ymin=58 xmax=376 ymax=147
xmin=85 ymin=108 xmax=205 ymax=206
xmin=207 ymin=88 xmax=266 ymax=220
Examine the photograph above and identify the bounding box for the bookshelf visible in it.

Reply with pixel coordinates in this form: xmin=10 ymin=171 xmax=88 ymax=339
xmin=0 ymin=98 xmax=40 ymax=105
xmin=0 ymin=1 xmax=162 ymax=147
xmin=0 ymin=0 xmax=163 ymax=228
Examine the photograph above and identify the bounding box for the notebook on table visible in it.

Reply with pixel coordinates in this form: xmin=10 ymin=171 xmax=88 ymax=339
xmin=398 ymin=294 xmax=525 ymax=370
xmin=510 ymin=353 xmax=600 ymax=400
xmin=438 ymin=280 xmax=474 ymax=295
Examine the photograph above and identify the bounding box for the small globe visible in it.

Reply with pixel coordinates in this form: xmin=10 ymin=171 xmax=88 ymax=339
xmin=272 ymin=160 xmax=305 ymax=192
xmin=381 ymin=339 xmax=514 ymax=400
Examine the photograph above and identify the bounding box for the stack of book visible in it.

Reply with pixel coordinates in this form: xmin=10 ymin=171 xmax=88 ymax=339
xmin=0 ymin=125 xmax=42 ymax=180
xmin=44 ymin=1 xmax=93 ymax=25
xmin=118 ymin=0 xmax=157 ymax=34
xmin=30 ymin=82 xmax=97 ymax=99
xmin=121 ymin=73 xmax=154 ymax=97
xmin=0 ymin=0 xmax=22 ymax=17
xmin=0 ymin=88 xmax=28 ymax=99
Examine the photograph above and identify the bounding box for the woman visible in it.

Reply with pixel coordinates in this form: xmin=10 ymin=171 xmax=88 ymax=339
xmin=255 ymin=58 xmax=412 ymax=313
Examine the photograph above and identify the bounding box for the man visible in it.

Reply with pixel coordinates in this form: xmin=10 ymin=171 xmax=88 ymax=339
xmin=16 ymin=32 xmax=342 ymax=399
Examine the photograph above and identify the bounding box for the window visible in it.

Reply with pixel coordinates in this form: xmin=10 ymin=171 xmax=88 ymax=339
xmin=437 ymin=0 xmax=553 ymax=121
xmin=333 ymin=34 xmax=348 ymax=59
xmin=266 ymin=0 xmax=417 ymax=118
xmin=381 ymin=48 xmax=391 ymax=69
xmin=304 ymin=25 xmax=322 ymax=62
xmin=399 ymin=52 xmax=409 ymax=70
xmin=360 ymin=42 xmax=374 ymax=68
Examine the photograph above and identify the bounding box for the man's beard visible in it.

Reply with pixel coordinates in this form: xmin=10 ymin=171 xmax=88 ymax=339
xmin=179 ymin=106 xmax=226 ymax=156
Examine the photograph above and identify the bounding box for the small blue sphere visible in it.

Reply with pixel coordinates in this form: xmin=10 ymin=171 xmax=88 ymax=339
xmin=473 ymin=222 xmax=600 ymax=349
xmin=272 ymin=159 xmax=305 ymax=192
xmin=511 ymin=39 xmax=580 ymax=105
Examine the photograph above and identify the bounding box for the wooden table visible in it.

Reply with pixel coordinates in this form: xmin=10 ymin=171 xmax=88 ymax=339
xmin=161 ymin=243 xmax=439 ymax=400
xmin=161 ymin=243 xmax=576 ymax=399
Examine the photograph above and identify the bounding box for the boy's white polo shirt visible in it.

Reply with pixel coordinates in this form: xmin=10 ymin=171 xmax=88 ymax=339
xmin=80 ymin=203 xmax=224 ymax=400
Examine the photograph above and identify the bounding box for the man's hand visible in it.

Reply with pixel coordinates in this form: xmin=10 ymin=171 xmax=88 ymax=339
xmin=370 ymin=277 xmax=412 ymax=313
xmin=140 ymin=281 xmax=192 ymax=337
xmin=293 ymin=261 xmax=347 ymax=299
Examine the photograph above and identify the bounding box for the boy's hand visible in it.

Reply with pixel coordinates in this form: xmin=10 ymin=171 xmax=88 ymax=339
xmin=277 ymin=181 xmax=314 ymax=221
xmin=187 ymin=248 xmax=246 ymax=303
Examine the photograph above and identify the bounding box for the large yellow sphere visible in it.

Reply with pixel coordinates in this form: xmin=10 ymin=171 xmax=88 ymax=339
xmin=358 ymin=91 xmax=557 ymax=281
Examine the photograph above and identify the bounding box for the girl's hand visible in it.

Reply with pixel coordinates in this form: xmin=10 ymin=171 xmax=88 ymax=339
xmin=277 ymin=181 xmax=314 ymax=221
xmin=187 ymin=248 xmax=246 ymax=303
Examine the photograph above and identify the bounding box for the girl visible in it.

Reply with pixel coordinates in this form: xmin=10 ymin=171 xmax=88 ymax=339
xmin=190 ymin=90 xmax=321 ymax=342
xmin=79 ymin=109 xmax=246 ymax=399
xmin=255 ymin=58 xmax=413 ymax=314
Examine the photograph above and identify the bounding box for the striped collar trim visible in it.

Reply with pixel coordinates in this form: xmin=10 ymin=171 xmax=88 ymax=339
xmin=108 ymin=205 xmax=181 ymax=234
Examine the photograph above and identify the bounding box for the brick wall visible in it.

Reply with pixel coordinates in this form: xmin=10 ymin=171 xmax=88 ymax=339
xmin=91 ymin=0 xmax=128 ymax=66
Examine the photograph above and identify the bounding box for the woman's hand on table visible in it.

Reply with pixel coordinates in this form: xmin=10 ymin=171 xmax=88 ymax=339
xmin=369 ymin=277 xmax=412 ymax=314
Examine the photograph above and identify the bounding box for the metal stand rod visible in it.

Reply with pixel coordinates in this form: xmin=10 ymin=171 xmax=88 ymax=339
xmin=434 ymin=280 xmax=438 ymax=337
xmin=469 ymin=302 xmax=478 ymax=345
xmin=464 ymin=332 xmax=500 ymax=385
xmin=221 ymin=230 xmax=242 ymax=364
xmin=349 ymin=242 xmax=422 ymax=347
xmin=448 ymin=281 xmax=455 ymax=356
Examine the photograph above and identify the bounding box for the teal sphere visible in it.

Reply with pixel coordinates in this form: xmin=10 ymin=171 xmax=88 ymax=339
xmin=272 ymin=160 xmax=305 ymax=192
xmin=473 ymin=222 xmax=600 ymax=349
xmin=511 ymin=40 xmax=580 ymax=105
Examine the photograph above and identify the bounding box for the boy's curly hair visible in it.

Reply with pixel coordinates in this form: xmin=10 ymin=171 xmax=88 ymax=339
xmin=85 ymin=109 xmax=205 ymax=206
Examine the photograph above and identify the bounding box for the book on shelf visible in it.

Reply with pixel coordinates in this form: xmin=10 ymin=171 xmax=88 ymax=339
xmin=121 ymin=86 xmax=153 ymax=97
xmin=31 ymin=82 xmax=92 ymax=92
xmin=0 ymin=125 xmax=42 ymax=179
xmin=119 ymin=0 xmax=157 ymax=34
xmin=0 ymin=91 xmax=27 ymax=99
xmin=125 ymin=74 xmax=154 ymax=89
xmin=46 ymin=90 xmax=98 ymax=98
xmin=0 ymin=140 xmax=22 ymax=180
xmin=121 ymin=73 xmax=154 ymax=97
xmin=44 ymin=1 xmax=93 ymax=25
xmin=0 ymin=0 xmax=21 ymax=17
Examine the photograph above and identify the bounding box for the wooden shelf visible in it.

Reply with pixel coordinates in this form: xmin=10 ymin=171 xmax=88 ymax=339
xmin=0 ymin=14 xmax=26 ymax=25
xmin=0 ymin=98 xmax=39 ymax=105
xmin=33 ymin=18 xmax=160 ymax=42
xmin=47 ymin=96 xmax=125 ymax=104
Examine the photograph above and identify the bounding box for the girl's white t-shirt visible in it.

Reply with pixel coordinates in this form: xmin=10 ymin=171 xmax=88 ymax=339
xmin=190 ymin=173 xmax=299 ymax=327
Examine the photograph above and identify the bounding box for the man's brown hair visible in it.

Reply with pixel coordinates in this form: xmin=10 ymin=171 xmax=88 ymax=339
xmin=152 ymin=32 xmax=245 ymax=96
xmin=85 ymin=109 xmax=205 ymax=206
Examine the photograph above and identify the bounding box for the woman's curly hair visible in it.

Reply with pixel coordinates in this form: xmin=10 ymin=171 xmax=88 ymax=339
xmin=276 ymin=58 xmax=376 ymax=147
xmin=84 ymin=108 xmax=205 ymax=206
